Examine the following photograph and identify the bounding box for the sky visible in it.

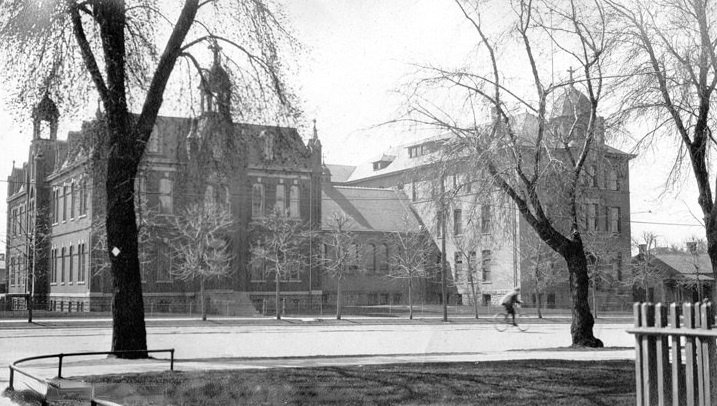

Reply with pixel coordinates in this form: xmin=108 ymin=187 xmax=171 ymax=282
xmin=0 ymin=0 xmax=707 ymax=252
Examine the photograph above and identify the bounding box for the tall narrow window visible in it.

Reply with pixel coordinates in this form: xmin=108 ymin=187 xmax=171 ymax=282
xmin=289 ymin=184 xmax=300 ymax=218
xmin=70 ymin=182 xmax=76 ymax=219
xmin=275 ymin=183 xmax=286 ymax=215
xmin=366 ymin=244 xmax=376 ymax=272
xmin=60 ymin=247 xmax=66 ymax=283
xmin=607 ymin=167 xmax=618 ymax=191
xmin=252 ymin=183 xmax=265 ymax=218
xmin=481 ymin=250 xmax=492 ymax=282
xmin=454 ymin=252 xmax=463 ymax=277
xmin=453 ymin=209 xmax=463 ymax=235
xmin=587 ymin=203 xmax=598 ymax=231
xmin=50 ymin=249 xmax=56 ymax=283
xmin=62 ymin=185 xmax=68 ymax=221
xmin=349 ymin=243 xmax=360 ymax=270
xmin=52 ymin=189 xmax=59 ymax=223
xmin=77 ymin=244 xmax=83 ymax=282
xmin=9 ymin=257 xmax=15 ymax=287
xmin=381 ymin=244 xmax=389 ymax=270
xmin=587 ymin=165 xmax=598 ymax=187
xmin=610 ymin=207 xmax=621 ymax=233
xmin=481 ymin=205 xmax=492 ymax=234
xmin=68 ymin=245 xmax=74 ymax=283
xmin=79 ymin=179 xmax=88 ymax=215
xmin=158 ymin=178 xmax=174 ymax=214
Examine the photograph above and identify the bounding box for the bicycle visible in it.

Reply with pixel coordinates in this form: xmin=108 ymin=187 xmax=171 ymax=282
xmin=492 ymin=306 xmax=529 ymax=332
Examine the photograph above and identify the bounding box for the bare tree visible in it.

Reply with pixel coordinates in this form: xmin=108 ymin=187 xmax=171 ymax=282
xmin=626 ymin=232 xmax=663 ymax=302
xmin=388 ymin=213 xmax=434 ymax=320
xmin=251 ymin=209 xmax=308 ymax=320
xmin=522 ymin=237 xmax=564 ymax=318
xmin=402 ymin=0 xmax=618 ymax=346
xmin=171 ymin=201 xmax=234 ymax=321
xmin=0 ymin=0 xmax=297 ymax=356
xmin=321 ymin=211 xmax=359 ymax=320
xmin=5 ymin=206 xmax=52 ymax=323
xmin=607 ymin=1 xmax=717 ymax=287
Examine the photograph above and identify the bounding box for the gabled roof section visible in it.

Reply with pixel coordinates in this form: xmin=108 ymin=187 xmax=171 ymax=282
xmin=321 ymin=185 xmax=421 ymax=233
xmin=324 ymin=164 xmax=356 ymax=183
xmin=652 ymin=254 xmax=715 ymax=281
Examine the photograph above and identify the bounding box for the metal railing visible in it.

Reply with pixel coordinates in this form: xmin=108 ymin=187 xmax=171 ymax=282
xmin=627 ymin=302 xmax=717 ymax=406
xmin=8 ymin=349 xmax=174 ymax=391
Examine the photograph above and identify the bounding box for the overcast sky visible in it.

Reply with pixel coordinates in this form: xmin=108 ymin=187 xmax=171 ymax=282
xmin=0 ymin=0 xmax=706 ymax=251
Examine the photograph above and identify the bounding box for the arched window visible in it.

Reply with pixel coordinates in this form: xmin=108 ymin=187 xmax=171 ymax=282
xmin=365 ymin=244 xmax=376 ymax=271
xmin=379 ymin=244 xmax=389 ymax=271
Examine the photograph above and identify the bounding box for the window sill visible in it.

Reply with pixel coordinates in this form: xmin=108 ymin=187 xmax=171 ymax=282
xmin=156 ymin=280 xmax=173 ymax=283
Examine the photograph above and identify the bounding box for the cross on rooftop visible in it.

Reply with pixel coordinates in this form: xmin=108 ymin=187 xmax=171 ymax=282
xmin=568 ymin=66 xmax=576 ymax=83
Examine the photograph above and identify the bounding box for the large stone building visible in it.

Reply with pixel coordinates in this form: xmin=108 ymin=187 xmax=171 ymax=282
xmin=326 ymin=85 xmax=634 ymax=311
xmin=6 ymin=55 xmax=442 ymax=314
xmin=6 ymin=54 xmax=325 ymax=313
xmin=6 ymin=65 xmax=632 ymax=314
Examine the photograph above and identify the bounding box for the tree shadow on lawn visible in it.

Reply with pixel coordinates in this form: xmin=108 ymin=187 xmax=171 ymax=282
xmin=81 ymin=359 xmax=635 ymax=405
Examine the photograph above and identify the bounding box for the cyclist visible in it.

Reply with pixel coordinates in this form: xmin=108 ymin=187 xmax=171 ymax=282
xmin=500 ymin=287 xmax=522 ymax=326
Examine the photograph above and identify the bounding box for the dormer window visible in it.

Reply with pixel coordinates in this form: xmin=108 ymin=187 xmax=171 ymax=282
xmin=408 ymin=145 xmax=421 ymax=158
xmin=408 ymin=143 xmax=429 ymax=158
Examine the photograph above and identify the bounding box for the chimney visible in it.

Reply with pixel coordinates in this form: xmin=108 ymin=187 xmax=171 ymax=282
xmin=638 ymin=244 xmax=647 ymax=255
xmin=687 ymin=241 xmax=698 ymax=254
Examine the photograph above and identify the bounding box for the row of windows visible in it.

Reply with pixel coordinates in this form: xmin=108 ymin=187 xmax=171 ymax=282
xmin=52 ymin=179 xmax=89 ymax=224
xmin=410 ymin=176 xmax=475 ymax=202
xmin=436 ymin=206 xmax=492 ymax=237
xmin=584 ymin=164 xmax=622 ymax=191
xmin=251 ymin=181 xmax=300 ymax=218
xmin=454 ymin=249 xmax=493 ymax=282
xmin=50 ymin=243 xmax=88 ymax=285
xmin=584 ymin=204 xmax=622 ymax=234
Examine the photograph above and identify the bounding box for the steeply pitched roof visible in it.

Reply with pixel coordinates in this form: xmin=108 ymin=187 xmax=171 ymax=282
xmin=324 ymin=164 xmax=356 ymax=183
xmin=321 ymin=185 xmax=421 ymax=233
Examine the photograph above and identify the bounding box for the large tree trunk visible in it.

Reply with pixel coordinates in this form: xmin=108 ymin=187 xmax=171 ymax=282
xmin=106 ymin=153 xmax=147 ymax=357
xmin=564 ymin=245 xmax=603 ymax=347
xmin=96 ymin=1 xmax=147 ymax=359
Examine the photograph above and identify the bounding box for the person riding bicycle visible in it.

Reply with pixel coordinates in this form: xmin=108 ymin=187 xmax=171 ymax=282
xmin=500 ymin=287 xmax=522 ymax=326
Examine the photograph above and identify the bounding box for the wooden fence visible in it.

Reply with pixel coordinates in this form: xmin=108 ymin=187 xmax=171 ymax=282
xmin=628 ymin=302 xmax=717 ymax=406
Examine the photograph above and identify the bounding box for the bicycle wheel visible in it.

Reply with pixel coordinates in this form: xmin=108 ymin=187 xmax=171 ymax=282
xmin=492 ymin=313 xmax=509 ymax=332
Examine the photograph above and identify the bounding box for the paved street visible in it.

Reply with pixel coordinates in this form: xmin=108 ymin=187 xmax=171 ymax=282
xmin=0 ymin=317 xmax=635 ymax=398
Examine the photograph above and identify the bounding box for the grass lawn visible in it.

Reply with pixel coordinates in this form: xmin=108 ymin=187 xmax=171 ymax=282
xmin=73 ymin=359 xmax=636 ymax=405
